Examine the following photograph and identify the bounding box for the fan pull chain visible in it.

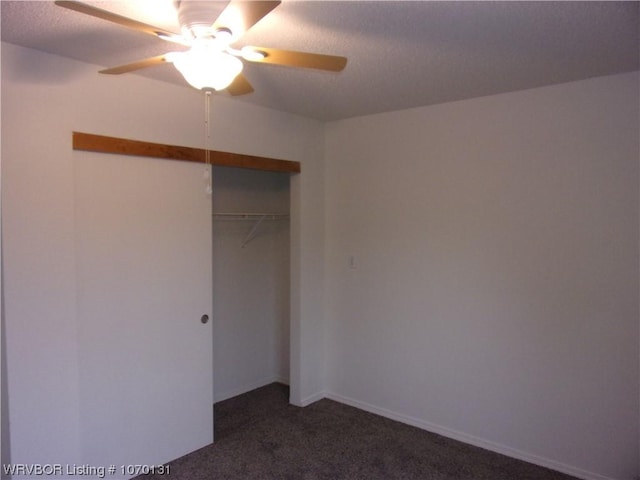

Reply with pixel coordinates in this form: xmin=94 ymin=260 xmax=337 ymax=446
xmin=204 ymin=91 xmax=213 ymax=195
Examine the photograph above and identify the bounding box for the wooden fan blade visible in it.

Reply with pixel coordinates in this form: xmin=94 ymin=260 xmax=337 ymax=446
xmin=54 ymin=1 xmax=180 ymax=39
xmin=99 ymin=55 xmax=169 ymax=75
xmin=226 ymin=73 xmax=255 ymax=96
xmin=247 ymin=47 xmax=347 ymax=72
xmin=213 ymin=1 xmax=281 ymax=40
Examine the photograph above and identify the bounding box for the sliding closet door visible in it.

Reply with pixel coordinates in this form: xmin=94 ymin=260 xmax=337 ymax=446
xmin=74 ymin=152 xmax=213 ymax=471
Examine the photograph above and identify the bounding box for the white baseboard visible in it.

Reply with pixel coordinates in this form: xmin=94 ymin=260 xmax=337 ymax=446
xmin=324 ymin=392 xmax=618 ymax=480
xmin=298 ymin=390 xmax=327 ymax=407
xmin=214 ymin=375 xmax=289 ymax=403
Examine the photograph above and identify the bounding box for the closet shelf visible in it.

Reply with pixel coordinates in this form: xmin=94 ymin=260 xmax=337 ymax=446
xmin=213 ymin=213 xmax=289 ymax=248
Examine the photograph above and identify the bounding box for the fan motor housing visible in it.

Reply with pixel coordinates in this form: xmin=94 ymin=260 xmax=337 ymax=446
xmin=175 ymin=0 xmax=227 ymax=39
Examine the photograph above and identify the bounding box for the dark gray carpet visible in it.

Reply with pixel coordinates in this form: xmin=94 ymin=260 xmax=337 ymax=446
xmin=139 ymin=383 xmax=578 ymax=480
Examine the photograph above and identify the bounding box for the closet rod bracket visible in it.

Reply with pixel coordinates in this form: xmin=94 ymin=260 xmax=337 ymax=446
xmin=242 ymin=215 xmax=267 ymax=248
xmin=212 ymin=213 xmax=290 ymax=248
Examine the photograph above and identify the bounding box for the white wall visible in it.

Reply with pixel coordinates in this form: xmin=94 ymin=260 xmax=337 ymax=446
xmin=212 ymin=166 xmax=290 ymax=401
xmin=5 ymin=37 xmax=636 ymax=480
xmin=324 ymin=72 xmax=639 ymax=480
xmin=1 ymin=41 xmax=325 ymax=470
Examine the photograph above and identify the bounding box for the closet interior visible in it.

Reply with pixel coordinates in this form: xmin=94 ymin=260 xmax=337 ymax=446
xmin=212 ymin=166 xmax=291 ymax=403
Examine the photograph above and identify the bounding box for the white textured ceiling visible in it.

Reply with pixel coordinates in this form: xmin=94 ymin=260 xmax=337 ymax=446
xmin=1 ymin=1 xmax=638 ymax=121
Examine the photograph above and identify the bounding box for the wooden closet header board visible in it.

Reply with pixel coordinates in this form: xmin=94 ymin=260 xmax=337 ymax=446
xmin=72 ymin=132 xmax=301 ymax=173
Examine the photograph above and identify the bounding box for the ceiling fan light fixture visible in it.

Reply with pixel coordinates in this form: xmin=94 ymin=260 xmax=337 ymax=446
xmin=54 ymin=0 xmax=347 ymax=97
xmin=170 ymin=46 xmax=243 ymax=91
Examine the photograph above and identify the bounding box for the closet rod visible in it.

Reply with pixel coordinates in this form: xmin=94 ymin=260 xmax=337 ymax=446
xmin=212 ymin=213 xmax=289 ymax=220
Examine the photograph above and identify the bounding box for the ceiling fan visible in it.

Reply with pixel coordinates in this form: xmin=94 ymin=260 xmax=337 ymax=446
xmin=54 ymin=0 xmax=348 ymax=95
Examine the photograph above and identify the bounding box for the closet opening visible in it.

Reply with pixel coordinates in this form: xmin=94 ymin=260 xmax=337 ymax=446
xmin=211 ymin=165 xmax=291 ymax=434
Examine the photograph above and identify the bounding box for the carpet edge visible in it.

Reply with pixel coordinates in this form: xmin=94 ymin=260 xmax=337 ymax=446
xmin=215 ymin=376 xmax=289 ymax=403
